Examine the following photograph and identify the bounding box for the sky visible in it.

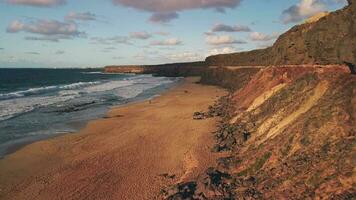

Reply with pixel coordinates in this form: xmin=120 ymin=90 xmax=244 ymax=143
xmin=0 ymin=0 xmax=348 ymax=68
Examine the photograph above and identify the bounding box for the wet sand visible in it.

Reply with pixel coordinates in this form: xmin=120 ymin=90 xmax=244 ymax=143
xmin=0 ymin=77 xmax=226 ymax=200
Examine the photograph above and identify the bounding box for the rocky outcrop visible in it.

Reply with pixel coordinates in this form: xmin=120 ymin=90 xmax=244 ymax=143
xmin=206 ymin=1 xmax=355 ymax=66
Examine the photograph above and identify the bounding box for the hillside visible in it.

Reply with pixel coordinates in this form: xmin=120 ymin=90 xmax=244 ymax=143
xmin=163 ymin=65 xmax=355 ymax=199
xmin=206 ymin=1 xmax=355 ymax=67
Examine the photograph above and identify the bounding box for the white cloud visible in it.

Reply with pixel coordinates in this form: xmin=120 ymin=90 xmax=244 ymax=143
xmin=130 ymin=31 xmax=152 ymax=40
xmin=207 ymin=46 xmax=239 ymax=56
xmin=211 ymin=23 xmax=251 ymax=32
xmin=206 ymin=35 xmax=246 ymax=45
xmin=65 ymin=11 xmax=96 ymax=21
xmin=6 ymin=0 xmax=66 ymax=7
xmin=112 ymin=0 xmax=242 ymax=13
xmin=150 ymin=38 xmax=182 ymax=46
xmin=164 ymin=51 xmax=203 ymax=61
xmin=7 ymin=19 xmax=85 ymax=42
xmin=281 ymin=0 xmax=326 ymax=24
xmin=149 ymin=12 xmax=179 ymax=24
xmin=112 ymin=0 xmax=242 ymax=23
xmin=249 ymin=32 xmax=279 ymax=41
xmin=90 ymin=36 xmax=131 ymax=45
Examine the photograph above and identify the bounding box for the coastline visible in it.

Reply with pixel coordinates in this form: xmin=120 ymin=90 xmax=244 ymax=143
xmin=0 ymin=76 xmax=182 ymax=159
xmin=0 ymin=77 xmax=227 ymax=200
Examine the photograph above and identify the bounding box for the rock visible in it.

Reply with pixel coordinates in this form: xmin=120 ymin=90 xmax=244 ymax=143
xmin=217 ymin=156 xmax=242 ymax=169
xmin=243 ymin=130 xmax=251 ymax=141
xmin=159 ymin=173 xmax=176 ymax=179
xmin=243 ymin=188 xmax=263 ymax=199
xmin=162 ymin=182 xmax=198 ymax=200
xmin=344 ymin=62 xmax=356 ymax=74
xmin=193 ymin=112 xmax=206 ymax=120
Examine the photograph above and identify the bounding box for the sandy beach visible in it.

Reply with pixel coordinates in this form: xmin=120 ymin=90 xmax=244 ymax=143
xmin=0 ymin=77 xmax=226 ymax=200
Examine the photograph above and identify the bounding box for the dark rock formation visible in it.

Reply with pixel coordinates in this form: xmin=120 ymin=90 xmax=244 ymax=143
xmin=206 ymin=2 xmax=355 ymax=67
xmin=344 ymin=62 xmax=356 ymax=74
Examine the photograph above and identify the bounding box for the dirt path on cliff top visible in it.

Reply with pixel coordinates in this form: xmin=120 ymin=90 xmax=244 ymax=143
xmin=0 ymin=77 xmax=227 ymax=200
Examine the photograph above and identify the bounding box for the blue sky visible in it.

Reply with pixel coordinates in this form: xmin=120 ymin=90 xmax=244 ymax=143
xmin=0 ymin=0 xmax=347 ymax=68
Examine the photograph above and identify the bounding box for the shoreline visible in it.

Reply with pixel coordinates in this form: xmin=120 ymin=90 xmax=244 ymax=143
xmin=0 ymin=77 xmax=182 ymax=159
xmin=0 ymin=77 xmax=227 ymax=200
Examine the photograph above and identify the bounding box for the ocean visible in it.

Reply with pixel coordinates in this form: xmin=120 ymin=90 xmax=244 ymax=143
xmin=0 ymin=68 xmax=180 ymax=157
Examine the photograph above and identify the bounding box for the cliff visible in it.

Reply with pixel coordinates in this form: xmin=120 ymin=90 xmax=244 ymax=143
xmin=163 ymin=65 xmax=355 ymax=200
xmin=105 ymin=61 xmax=207 ymax=77
xmin=206 ymin=1 xmax=355 ymax=67
xmin=104 ymin=3 xmax=355 ymax=199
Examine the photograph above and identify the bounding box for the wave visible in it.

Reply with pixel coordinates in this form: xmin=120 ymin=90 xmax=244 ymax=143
xmin=0 ymin=81 xmax=101 ymax=100
xmin=114 ymin=77 xmax=175 ymax=99
xmin=0 ymin=95 xmax=77 ymax=121
xmin=0 ymin=75 xmax=177 ymax=121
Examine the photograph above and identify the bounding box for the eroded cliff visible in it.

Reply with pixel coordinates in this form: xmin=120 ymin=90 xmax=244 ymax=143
xmin=206 ymin=1 xmax=355 ymax=67
xmin=163 ymin=65 xmax=355 ymax=200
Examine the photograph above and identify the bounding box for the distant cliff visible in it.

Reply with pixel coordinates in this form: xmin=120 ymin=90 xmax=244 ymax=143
xmin=206 ymin=1 xmax=355 ymax=67
xmin=104 ymin=62 xmax=207 ymax=77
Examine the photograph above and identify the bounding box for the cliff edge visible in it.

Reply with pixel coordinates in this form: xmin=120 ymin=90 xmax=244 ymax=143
xmin=206 ymin=1 xmax=355 ymax=67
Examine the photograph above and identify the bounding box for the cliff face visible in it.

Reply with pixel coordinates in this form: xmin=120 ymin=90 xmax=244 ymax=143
xmin=104 ymin=62 xmax=207 ymax=77
xmin=164 ymin=65 xmax=355 ymax=200
xmin=206 ymin=1 xmax=356 ymax=66
xmin=221 ymin=66 xmax=355 ymax=199
xmin=199 ymin=66 xmax=261 ymax=91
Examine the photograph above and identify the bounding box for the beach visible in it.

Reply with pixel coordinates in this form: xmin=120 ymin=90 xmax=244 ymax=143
xmin=0 ymin=77 xmax=227 ymax=200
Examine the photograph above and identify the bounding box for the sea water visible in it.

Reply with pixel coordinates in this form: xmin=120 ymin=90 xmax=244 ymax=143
xmin=0 ymin=68 xmax=180 ymax=157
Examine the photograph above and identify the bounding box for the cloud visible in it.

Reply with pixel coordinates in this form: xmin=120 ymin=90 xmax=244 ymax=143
xmin=281 ymin=0 xmax=326 ymax=24
xmin=112 ymin=0 xmax=242 ymax=23
xmin=206 ymin=35 xmax=246 ymax=45
xmin=130 ymin=31 xmax=152 ymax=39
xmin=249 ymin=32 xmax=279 ymax=41
xmin=6 ymin=0 xmax=66 ymax=7
xmin=207 ymin=46 xmax=240 ymax=56
xmin=91 ymin=36 xmax=131 ymax=45
xmin=7 ymin=19 xmax=85 ymax=42
xmin=150 ymin=38 xmax=182 ymax=46
xmin=164 ymin=51 xmax=203 ymax=61
xmin=149 ymin=12 xmax=179 ymax=24
xmin=211 ymin=23 xmax=251 ymax=32
xmin=112 ymin=0 xmax=242 ymax=13
xmin=65 ymin=11 xmax=96 ymax=21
